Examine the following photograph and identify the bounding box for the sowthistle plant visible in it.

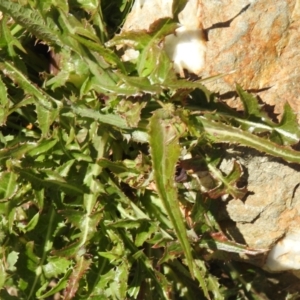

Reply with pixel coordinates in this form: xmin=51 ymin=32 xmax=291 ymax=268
xmin=0 ymin=0 xmax=299 ymax=299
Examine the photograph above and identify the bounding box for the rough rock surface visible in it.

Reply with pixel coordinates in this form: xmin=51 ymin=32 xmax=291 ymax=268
xmin=201 ymin=0 xmax=300 ymax=118
xmin=220 ymin=148 xmax=300 ymax=251
xmin=122 ymin=0 xmax=173 ymax=32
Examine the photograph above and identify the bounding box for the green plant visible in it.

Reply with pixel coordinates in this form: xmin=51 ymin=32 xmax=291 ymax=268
xmin=0 ymin=0 xmax=299 ymax=299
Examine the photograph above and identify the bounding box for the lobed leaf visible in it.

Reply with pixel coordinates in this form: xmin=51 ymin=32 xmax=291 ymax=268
xmin=63 ymin=257 xmax=91 ymax=300
xmin=201 ymin=116 xmax=300 ymax=164
xmin=0 ymin=0 xmax=62 ymax=45
xmin=148 ymin=105 xmax=200 ymax=282
xmin=207 ymin=160 xmax=247 ymax=199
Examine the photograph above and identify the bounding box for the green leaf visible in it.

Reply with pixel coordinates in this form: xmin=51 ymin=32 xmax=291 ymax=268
xmin=14 ymin=167 xmax=85 ymax=195
xmin=236 ymin=85 xmax=300 ymax=145
xmin=135 ymin=221 xmax=158 ymax=247
xmin=158 ymin=241 xmax=183 ymax=264
xmin=59 ymin=209 xmax=84 ymax=228
xmin=7 ymin=251 xmax=19 ymax=272
xmin=0 ymin=0 xmax=62 ymax=45
xmin=0 ymin=15 xmax=27 ymax=73
xmin=79 ymin=211 xmax=102 ymax=244
xmin=199 ymin=235 xmax=266 ymax=256
xmin=116 ymin=98 xmax=147 ymax=127
xmin=64 ymin=257 xmax=91 ymax=300
xmin=71 ymin=34 xmax=124 ymax=70
xmin=201 ymin=116 xmax=300 ymax=164
xmin=173 ymin=0 xmax=188 ymax=16
xmin=236 ymin=84 xmax=272 ymax=123
xmin=207 ymin=160 xmax=247 ymax=199
xmin=56 ymin=160 xmax=75 ymax=177
xmin=98 ymin=157 xmax=150 ymax=188
xmin=27 ymin=139 xmax=58 ymax=157
xmin=36 ymin=105 xmax=60 ymax=138
xmin=51 ymin=241 xmax=85 ymax=258
xmin=0 ymin=71 xmax=9 ymax=126
xmin=25 ymin=241 xmax=40 ymax=272
xmin=0 ymin=59 xmax=61 ymax=111
xmin=66 ymin=101 xmax=130 ymax=129
xmin=0 ymin=171 xmax=18 ymax=201
xmin=0 ymin=261 xmax=6 ymax=289
xmin=272 ymin=102 xmax=300 ymax=145
xmin=108 ymin=260 xmax=129 ymax=300
xmin=0 ymin=143 xmax=37 ymax=162
xmin=37 ymin=269 xmax=72 ymax=299
xmin=148 ymin=105 xmax=195 ymax=276
xmin=23 ymin=212 xmax=40 ymax=232
xmin=43 ymin=257 xmax=72 ymax=279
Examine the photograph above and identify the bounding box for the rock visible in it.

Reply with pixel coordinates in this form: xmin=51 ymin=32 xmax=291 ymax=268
xmin=201 ymin=0 xmax=300 ymax=118
xmin=219 ymin=147 xmax=300 ymax=270
xmin=265 ymin=232 xmax=300 ymax=272
xmin=121 ymin=0 xmax=173 ymax=32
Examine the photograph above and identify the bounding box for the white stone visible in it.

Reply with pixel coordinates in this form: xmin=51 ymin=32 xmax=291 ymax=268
xmin=265 ymin=232 xmax=300 ymax=272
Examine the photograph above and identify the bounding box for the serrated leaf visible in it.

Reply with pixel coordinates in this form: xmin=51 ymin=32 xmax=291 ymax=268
xmin=0 ymin=59 xmax=61 ymax=112
xmin=0 ymin=15 xmax=27 ymax=72
xmin=98 ymin=157 xmax=149 ymax=188
xmin=43 ymin=257 xmax=71 ymax=279
xmin=7 ymin=251 xmax=19 ymax=272
xmin=235 ymin=86 xmax=300 ymax=146
xmin=148 ymin=44 xmax=175 ymax=84
xmin=136 ymin=20 xmax=178 ymax=78
xmin=0 ymin=143 xmax=37 ymax=162
xmin=108 ymin=260 xmax=129 ymax=300
xmin=27 ymin=139 xmax=58 ymax=157
xmin=0 ymin=171 xmax=18 ymax=201
xmin=14 ymin=167 xmax=85 ymax=195
xmin=67 ymin=101 xmax=130 ymax=129
xmin=56 ymin=160 xmax=76 ymax=177
xmin=135 ymin=221 xmax=157 ymax=247
xmin=236 ymin=84 xmax=272 ymax=123
xmin=79 ymin=211 xmax=102 ymax=243
xmin=36 ymin=104 xmax=60 ymax=137
xmin=51 ymin=241 xmax=85 ymax=258
xmin=272 ymin=102 xmax=300 ymax=145
xmin=108 ymin=219 xmax=144 ymax=229
xmin=59 ymin=209 xmax=84 ymax=228
xmin=158 ymin=241 xmax=183 ymax=265
xmin=0 ymin=0 xmax=62 ymax=45
xmin=207 ymin=160 xmax=247 ymax=199
xmin=114 ymin=72 xmax=163 ymax=95
xmin=23 ymin=212 xmax=40 ymax=232
xmin=25 ymin=241 xmax=40 ymax=272
xmin=64 ymin=257 xmax=91 ymax=300
xmin=148 ymin=106 xmax=196 ymax=279
xmin=199 ymin=234 xmax=267 ymax=256
xmin=72 ymin=34 xmax=124 ymax=70
xmin=37 ymin=269 xmax=72 ymax=299
xmin=194 ymin=259 xmax=224 ymax=300
xmin=116 ymin=98 xmax=147 ymax=127
xmin=0 ymin=261 xmax=6 ymax=289
xmin=201 ymin=116 xmax=300 ymax=164
xmin=34 ymin=189 xmax=44 ymax=211
xmin=0 ymin=72 xmax=9 ymax=125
